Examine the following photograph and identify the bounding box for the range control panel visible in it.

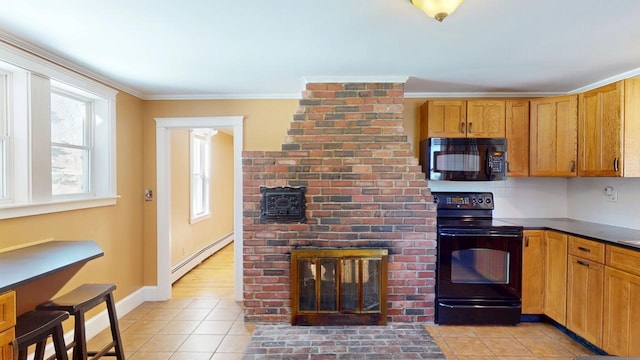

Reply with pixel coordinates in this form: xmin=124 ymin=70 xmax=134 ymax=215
xmin=432 ymin=192 xmax=494 ymax=210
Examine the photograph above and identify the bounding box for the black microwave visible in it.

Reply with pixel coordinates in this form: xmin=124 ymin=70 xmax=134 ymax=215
xmin=420 ymin=138 xmax=507 ymax=181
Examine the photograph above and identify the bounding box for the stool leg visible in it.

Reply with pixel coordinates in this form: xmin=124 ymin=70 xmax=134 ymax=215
xmin=51 ymin=324 xmax=69 ymax=360
xmin=34 ymin=340 xmax=47 ymax=360
xmin=105 ymin=293 xmax=125 ymax=360
xmin=73 ymin=311 xmax=88 ymax=360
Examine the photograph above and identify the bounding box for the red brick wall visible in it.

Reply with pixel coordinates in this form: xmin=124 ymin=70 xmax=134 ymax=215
xmin=242 ymin=82 xmax=437 ymax=323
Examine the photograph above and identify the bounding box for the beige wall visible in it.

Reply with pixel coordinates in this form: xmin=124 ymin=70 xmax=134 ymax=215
xmin=0 ymin=91 xmax=145 ymax=308
xmin=170 ymin=130 xmax=234 ymax=266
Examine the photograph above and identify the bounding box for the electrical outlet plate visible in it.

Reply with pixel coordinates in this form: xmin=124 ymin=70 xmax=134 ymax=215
xmin=606 ymin=188 xmax=618 ymax=203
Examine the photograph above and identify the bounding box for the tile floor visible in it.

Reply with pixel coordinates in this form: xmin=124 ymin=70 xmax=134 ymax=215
xmin=86 ymin=244 xmax=597 ymax=359
xmin=425 ymin=322 xmax=595 ymax=360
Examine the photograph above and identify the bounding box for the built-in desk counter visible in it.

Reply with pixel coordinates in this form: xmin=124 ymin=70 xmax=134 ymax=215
xmin=0 ymin=241 xmax=103 ymax=294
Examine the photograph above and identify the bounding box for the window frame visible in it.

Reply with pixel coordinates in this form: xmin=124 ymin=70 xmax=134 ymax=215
xmin=0 ymin=71 xmax=8 ymax=202
xmin=189 ymin=130 xmax=212 ymax=223
xmin=0 ymin=42 xmax=118 ymax=219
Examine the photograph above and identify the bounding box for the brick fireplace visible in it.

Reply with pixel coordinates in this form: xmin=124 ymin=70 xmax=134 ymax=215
xmin=242 ymin=82 xmax=437 ymax=323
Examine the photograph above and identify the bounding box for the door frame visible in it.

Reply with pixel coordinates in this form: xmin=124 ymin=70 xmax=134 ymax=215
xmin=154 ymin=116 xmax=244 ymax=301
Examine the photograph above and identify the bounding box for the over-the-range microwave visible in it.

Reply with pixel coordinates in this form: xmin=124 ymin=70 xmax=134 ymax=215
xmin=420 ymin=137 xmax=507 ymax=181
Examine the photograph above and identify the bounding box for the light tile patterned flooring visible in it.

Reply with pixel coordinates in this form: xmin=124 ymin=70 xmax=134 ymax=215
xmin=87 ymin=244 xmax=597 ymax=359
xmin=425 ymin=322 xmax=595 ymax=360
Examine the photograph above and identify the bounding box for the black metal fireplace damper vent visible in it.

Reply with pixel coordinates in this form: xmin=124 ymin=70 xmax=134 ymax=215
xmin=260 ymin=186 xmax=307 ymax=223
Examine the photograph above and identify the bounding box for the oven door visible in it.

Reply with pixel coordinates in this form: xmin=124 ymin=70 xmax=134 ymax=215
xmin=437 ymin=228 xmax=522 ymax=301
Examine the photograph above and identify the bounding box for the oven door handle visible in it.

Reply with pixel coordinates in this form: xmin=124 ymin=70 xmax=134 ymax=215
xmin=439 ymin=232 xmax=522 ymax=238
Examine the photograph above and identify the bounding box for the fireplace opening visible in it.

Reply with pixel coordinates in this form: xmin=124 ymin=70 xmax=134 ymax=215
xmin=291 ymin=248 xmax=388 ymax=326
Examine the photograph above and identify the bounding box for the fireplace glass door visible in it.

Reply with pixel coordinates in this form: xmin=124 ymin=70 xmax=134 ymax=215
xmin=291 ymin=248 xmax=388 ymax=325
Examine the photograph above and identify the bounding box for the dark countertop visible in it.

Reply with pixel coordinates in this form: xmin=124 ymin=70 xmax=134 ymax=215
xmin=0 ymin=240 xmax=104 ymax=293
xmin=497 ymin=218 xmax=640 ymax=249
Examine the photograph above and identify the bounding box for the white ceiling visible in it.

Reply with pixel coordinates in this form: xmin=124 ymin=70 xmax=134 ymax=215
xmin=1 ymin=0 xmax=639 ymax=99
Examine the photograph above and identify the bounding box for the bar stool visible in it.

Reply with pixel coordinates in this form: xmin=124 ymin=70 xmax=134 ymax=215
xmin=36 ymin=284 xmax=125 ymax=360
xmin=12 ymin=310 xmax=69 ymax=360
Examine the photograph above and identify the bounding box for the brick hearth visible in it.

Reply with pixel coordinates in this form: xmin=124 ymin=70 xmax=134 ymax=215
xmin=242 ymin=82 xmax=436 ymax=323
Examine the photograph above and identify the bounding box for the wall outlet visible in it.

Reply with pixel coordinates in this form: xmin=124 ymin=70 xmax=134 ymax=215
xmin=605 ymin=186 xmax=618 ymax=203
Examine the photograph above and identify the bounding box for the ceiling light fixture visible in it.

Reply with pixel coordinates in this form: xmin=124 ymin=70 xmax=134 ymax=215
xmin=411 ymin=0 xmax=464 ymax=22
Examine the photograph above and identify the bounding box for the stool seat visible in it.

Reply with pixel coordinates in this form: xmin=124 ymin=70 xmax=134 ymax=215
xmin=13 ymin=310 xmax=69 ymax=360
xmin=36 ymin=284 xmax=125 ymax=360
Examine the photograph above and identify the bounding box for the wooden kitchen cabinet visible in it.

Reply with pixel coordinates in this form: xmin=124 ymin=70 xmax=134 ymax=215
xmin=602 ymin=245 xmax=640 ymax=356
xmin=544 ymin=231 xmax=567 ymax=325
xmin=566 ymin=237 xmax=605 ymax=347
xmin=522 ymin=230 xmax=544 ymax=314
xmin=578 ymin=78 xmax=640 ymax=177
xmin=420 ymin=99 xmax=506 ymax=139
xmin=529 ymin=95 xmax=578 ymax=177
xmin=0 ymin=291 xmax=15 ymax=360
xmin=420 ymin=100 xmax=467 ymax=139
xmin=466 ymin=100 xmax=506 ymax=138
xmin=505 ymin=100 xmax=530 ymax=177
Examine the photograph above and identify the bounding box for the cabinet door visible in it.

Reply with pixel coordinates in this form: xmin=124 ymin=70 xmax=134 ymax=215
xmin=0 ymin=328 xmax=13 ymax=360
xmin=567 ymin=255 xmax=604 ymax=347
xmin=506 ymin=100 xmax=530 ymax=177
xmin=544 ymin=231 xmax=567 ymax=325
xmin=466 ymin=100 xmax=506 ymax=138
xmin=602 ymin=266 xmax=640 ymax=356
xmin=578 ymin=82 xmax=622 ymax=177
xmin=522 ymin=230 xmax=544 ymax=314
xmin=530 ymin=95 xmax=578 ymax=177
xmin=424 ymin=100 xmax=467 ymax=138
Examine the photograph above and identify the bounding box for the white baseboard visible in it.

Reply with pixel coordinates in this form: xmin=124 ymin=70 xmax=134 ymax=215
xmin=170 ymin=233 xmax=233 ymax=283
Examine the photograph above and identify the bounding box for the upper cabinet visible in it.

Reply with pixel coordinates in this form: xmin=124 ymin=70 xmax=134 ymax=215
xmin=466 ymin=100 xmax=506 ymax=138
xmin=505 ymin=100 xmax=530 ymax=177
xmin=579 ymin=78 xmax=640 ymax=177
xmin=420 ymin=100 xmax=505 ymax=139
xmin=530 ymin=95 xmax=578 ymax=177
xmin=420 ymin=100 xmax=466 ymax=138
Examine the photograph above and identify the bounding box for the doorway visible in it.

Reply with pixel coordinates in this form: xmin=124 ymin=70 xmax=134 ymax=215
xmin=154 ymin=116 xmax=244 ymax=301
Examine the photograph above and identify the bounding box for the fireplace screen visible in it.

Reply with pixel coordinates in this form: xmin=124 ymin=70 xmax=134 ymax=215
xmin=291 ymin=248 xmax=388 ymax=326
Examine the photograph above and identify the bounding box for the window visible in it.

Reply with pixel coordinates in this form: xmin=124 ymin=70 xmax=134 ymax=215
xmin=190 ymin=130 xmax=213 ymax=222
xmin=0 ymin=42 xmax=118 ymax=219
xmin=51 ymin=90 xmax=92 ymax=196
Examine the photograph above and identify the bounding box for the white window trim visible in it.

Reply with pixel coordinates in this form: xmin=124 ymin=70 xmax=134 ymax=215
xmin=0 ymin=42 xmax=118 ymax=220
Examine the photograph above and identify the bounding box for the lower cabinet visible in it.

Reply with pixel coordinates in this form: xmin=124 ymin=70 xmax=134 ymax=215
xmin=566 ymin=254 xmax=604 ymax=346
xmin=602 ymin=246 xmax=640 ymax=356
xmin=0 ymin=291 xmax=16 ymax=360
xmin=522 ymin=230 xmax=545 ymax=314
xmin=544 ymin=231 xmax=568 ymax=325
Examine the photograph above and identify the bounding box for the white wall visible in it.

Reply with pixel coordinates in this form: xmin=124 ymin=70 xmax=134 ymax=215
xmin=428 ymin=177 xmax=569 ymax=218
xmin=428 ymin=177 xmax=640 ymax=231
xmin=567 ymin=177 xmax=640 ymax=230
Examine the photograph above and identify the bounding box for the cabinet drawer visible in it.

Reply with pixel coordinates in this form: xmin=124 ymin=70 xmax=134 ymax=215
xmin=0 ymin=291 xmax=16 ymax=333
xmin=569 ymin=236 xmax=605 ymax=263
xmin=606 ymin=245 xmax=640 ymax=277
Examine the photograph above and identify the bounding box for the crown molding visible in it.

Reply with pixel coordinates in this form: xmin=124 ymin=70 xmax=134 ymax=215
xmin=569 ymin=67 xmax=640 ymax=94
xmin=403 ymin=91 xmax=564 ymax=99
xmin=143 ymin=92 xmax=301 ymax=100
xmin=0 ymin=29 xmax=144 ymax=99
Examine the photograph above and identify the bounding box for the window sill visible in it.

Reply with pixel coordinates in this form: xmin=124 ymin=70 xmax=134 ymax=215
xmin=190 ymin=213 xmax=211 ymax=224
xmin=0 ymin=196 xmax=120 ymax=220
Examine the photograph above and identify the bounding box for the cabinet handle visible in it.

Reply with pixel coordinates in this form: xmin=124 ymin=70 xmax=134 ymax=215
xmin=525 ymin=236 xmax=529 ymax=247
xmin=570 ymin=161 xmax=576 ymax=172
xmin=461 ymin=122 xmax=466 ymax=133
xmin=577 ymin=246 xmax=591 ymax=253
xmin=507 ymin=161 xmax=511 ymax=172
xmin=614 ymin=157 xmax=619 ymax=172
xmin=577 ymin=260 xmax=590 ymax=267
xmin=469 ymin=122 xmax=473 ymax=133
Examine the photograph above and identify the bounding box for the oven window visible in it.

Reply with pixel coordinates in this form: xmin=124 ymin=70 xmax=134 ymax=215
xmin=451 ymin=248 xmax=510 ymax=284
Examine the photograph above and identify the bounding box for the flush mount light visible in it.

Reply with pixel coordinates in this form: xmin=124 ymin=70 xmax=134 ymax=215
xmin=411 ymin=0 xmax=464 ymax=22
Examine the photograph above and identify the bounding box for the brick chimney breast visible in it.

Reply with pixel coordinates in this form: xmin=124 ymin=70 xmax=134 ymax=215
xmin=242 ymin=82 xmax=437 ymax=323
